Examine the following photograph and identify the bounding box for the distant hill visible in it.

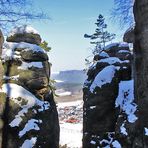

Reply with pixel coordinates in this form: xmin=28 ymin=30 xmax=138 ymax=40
xmin=51 ymin=70 xmax=87 ymax=96
xmin=51 ymin=70 xmax=87 ymax=84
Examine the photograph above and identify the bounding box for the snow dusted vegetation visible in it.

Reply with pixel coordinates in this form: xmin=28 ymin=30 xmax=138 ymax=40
xmin=90 ymin=65 xmax=119 ymax=92
xmin=115 ymin=80 xmax=138 ymax=123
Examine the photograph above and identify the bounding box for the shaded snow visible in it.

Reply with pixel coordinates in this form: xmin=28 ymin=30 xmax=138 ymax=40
xmin=19 ymin=119 xmax=42 ymax=138
xmin=120 ymin=123 xmax=128 ymax=136
xmin=98 ymin=57 xmax=129 ymax=65
xmin=90 ymin=65 xmax=119 ymax=93
xmin=112 ymin=140 xmax=122 ymax=148
xmin=18 ymin=61 xmax=43 ymax=70
xmin=8 ymin=25 xmax=38 ymax=37
xmin=118 ymin=42 xmax=129 ymax=47
xmin=118 ymin=50 xmax=130 ymax=53
xmin=99 ymin=51 xmax=109 ymax=58
xmin=0 ymin=83 xmax=50 ymax=127
xmin=90 ymin=140 xmax=96 ymax=145
xmin=20 ymin=137 xmax=37 ymax=148
xmin=104 ymin=42 xmax=129 ymax=50
xmin=144 ymin=127 xmax=148 ymax=136
xmin=115 ymin=80 xmax=138 ymax=123
xmin=104 ymin=43 xmax=119 ymax=50
xmin=58 ymin=100 xmax=83 ymax=108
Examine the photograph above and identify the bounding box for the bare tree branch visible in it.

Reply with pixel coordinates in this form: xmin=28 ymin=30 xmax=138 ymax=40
xmin=111 ymin=0 xmax=135 ymax=27
xmin=0 ymin=0 xmax=49 ymax=33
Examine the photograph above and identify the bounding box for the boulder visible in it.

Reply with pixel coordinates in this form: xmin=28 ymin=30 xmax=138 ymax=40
xmin=123 ymin=26 xmax=135 ymax=43
xmin=20 ymin=50 xmax=48 ymax=62
xmin=0 ymin=26 xmax=59 ymax=148
xmin=6 ymin=25 xmax=42 ymax=45
xmin=83 ymin=43 xmax=135 ymax=148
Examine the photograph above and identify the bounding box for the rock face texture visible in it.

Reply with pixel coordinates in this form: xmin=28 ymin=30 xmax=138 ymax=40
xmin=83 ymin=43 xmax=138 ymax=148
xmin=133 ymin=1 xmax=148 ymax=147
xmin=0 ymin=26 xmax=59 ymax=148
xmin=123 ymin=26 xmax=135 ymax=43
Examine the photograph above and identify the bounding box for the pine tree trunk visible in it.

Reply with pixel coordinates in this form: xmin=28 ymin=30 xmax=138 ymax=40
xmin=133 ymin=0 xmax=148 ymax=147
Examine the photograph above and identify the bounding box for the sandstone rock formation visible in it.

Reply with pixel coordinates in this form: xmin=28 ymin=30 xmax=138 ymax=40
xmin=123 ymin=26 xmax=135 ymax=43
xmin=83 ymin=43 xmax=137 ymax=148
xmin=0 ymin=25 xmax=59 ymax=148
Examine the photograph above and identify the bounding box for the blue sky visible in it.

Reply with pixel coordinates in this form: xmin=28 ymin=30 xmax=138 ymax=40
xmin=32 ymin=0 xmax=125 ymax=72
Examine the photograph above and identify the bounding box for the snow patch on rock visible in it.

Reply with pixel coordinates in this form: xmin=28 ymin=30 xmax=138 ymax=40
xmin=115 ymin=80 xmax=138 ymax=123
xmin=8 ymin=25 xmax=38 ymax=37
xmin=2 ymin=42 xmax=45 ymax=61
xmin=19 ymin=119 xmax=42 ymax=138
xmin=120 ymin=123 xmax=128 ymax=136
xmin=90 ymin=65 xmax=119 ymax=93
xmin=0 ymin=83 xmax=50 ymax=127
xmin=20 ymin=137 xmax=37 ymax=148
xmin=18 ymin=61 xmax=43 ymax=70
xmin=99 ymin=51 xmax=109 ymax=58
xmin=144 ymin=127 xmax=148 ymax=136
xmin=98 ymin=57 xmax=129 ymax=65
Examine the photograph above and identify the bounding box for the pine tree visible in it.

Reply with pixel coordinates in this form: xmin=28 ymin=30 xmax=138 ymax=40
xmin=40 ymin=41 xmax=51 ymax=52
xmin=84 ymin=14 xmax=116 ymax=55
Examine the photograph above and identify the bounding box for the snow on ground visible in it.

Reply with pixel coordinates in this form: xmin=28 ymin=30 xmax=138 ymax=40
xmin=60 ymin=123 xmax=82 ymax=148
xmin=58 ymin=100 xmax=83 ymax=148
xmin=58 ymin=100 xmax=83 ymax=108
xmin=90 ymin=65 xmax=119 ymax=93
xmin=115 ymin=80 xmax=138 ymax=123
xmin=8 ymin=25 xmax=38 ymax=37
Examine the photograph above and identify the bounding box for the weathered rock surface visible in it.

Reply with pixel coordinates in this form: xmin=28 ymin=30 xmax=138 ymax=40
xmin=123 ymin=26 xmax=135 ymax=43
xmin=6 ymin=25 xmax=42 ymax=45
xmin=0 ymin=30 xmax=4 ymax=87
xmin=0 ymin=26 xmax=59 ymax=148
xmin=83 ymin=43 xmax=137 ymax=148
